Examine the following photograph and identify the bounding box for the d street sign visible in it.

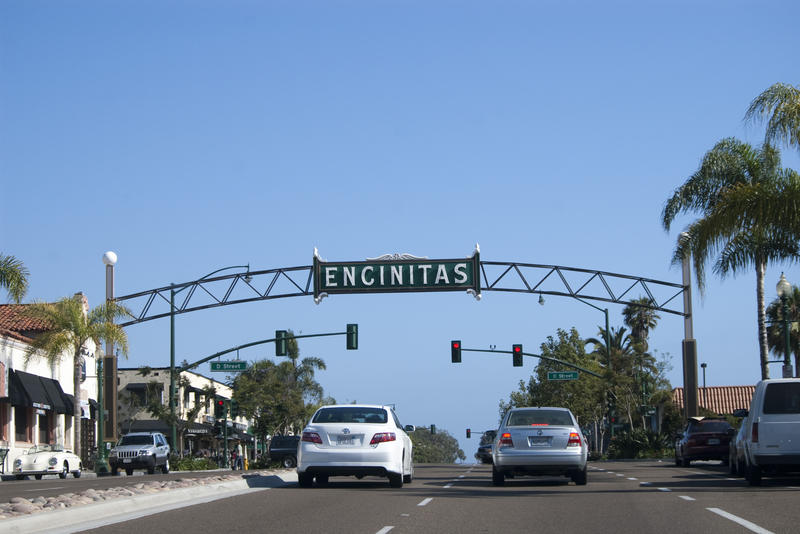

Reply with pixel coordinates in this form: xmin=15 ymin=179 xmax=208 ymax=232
xmin=547 ymin=371 xmax=579 ymax=381
xmin=313 ymin=246 xmax=481 ymax=302
xmin=210 ymin=361 xmax=247 ymax=372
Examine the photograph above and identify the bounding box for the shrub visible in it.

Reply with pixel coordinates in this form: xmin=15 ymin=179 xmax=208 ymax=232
xmin=607 ymin=429 xmax=674 ymax=459
xmin=174 ymin=456 xmax=218 ymax=471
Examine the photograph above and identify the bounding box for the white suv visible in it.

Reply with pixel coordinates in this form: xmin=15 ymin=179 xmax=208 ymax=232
xmin=109 ymin=432 xmax=171 ymax=476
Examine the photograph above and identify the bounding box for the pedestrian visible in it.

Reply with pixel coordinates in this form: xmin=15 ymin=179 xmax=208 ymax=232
xmin=236 ymin=442 xmax=244 ymax=470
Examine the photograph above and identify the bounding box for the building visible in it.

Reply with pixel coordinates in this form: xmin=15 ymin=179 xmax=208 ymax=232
xmin=672 ymin=385 xmax=756 ymax=416
xmin=0 ymin=301 xmax=100 ymax=472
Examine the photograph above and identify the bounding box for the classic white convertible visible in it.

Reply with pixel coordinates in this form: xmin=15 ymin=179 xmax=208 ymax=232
xmin=13 ymin=444 xmax=83 ymax=480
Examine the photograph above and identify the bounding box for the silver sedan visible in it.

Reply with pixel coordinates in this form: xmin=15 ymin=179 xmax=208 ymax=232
xmin=492 ymin=406 xmax=588 ymax=486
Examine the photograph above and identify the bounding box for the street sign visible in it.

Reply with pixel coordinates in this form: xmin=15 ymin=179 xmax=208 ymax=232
xmin=547 ymin=371 xmax=579 ymax=381
xmin=210 ymin=361 xmax=247 ymax=372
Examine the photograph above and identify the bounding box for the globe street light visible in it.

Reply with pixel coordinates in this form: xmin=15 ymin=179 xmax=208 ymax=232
xmin=776 ymin=273 xmax=794 ymax=378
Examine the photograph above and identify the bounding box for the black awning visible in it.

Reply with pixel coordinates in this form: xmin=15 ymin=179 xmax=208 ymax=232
xmin=126 ymin=419 xmax=170 ymax=434
xmin=10 ymin=369 xmax=53 ymax=410
xmin=125 ymin=383 xmax=147 ymax=391
xmin=40 ymin=375 xmax=69 ymax=414
xmin=185 ymin=422 xmax=214 ymax=435
xmin=63 ymin=393 xmax=76 ymax=416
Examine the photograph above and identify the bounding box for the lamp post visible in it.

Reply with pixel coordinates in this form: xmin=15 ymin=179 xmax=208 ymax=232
xmin=102 ymin=251 xmax=118 ymax=449
xmin=169 ymin=264 xmax=250 ymax=453
xmin=776 ymin=273 xmax=794 ymax=378
xmin=700 ymin=362 xmax=707 ymax=411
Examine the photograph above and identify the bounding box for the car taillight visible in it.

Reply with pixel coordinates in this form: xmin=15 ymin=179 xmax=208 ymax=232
xmin=302 ymin=432 xmax=322 ymax=444
xmin=370 ymin=432 xmax=396 ymax=444
xmin=687 ymin=438 xmax=697 ymax=446
xmin=567 ymin=432 xmax=582 ymax=447
xmin=751 ymin=422 xmax=758 ymax=443
xmin=498 ymin=432 xmax=513 ymax=448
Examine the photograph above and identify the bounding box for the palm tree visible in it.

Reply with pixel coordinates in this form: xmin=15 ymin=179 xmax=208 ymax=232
xmin=24 ymin=295 xmax=131 ymax=457
xmin=663 ymin=138 xmax=800 ymax=379
xmin=745 ymin=82 xmax=800 ymax=152
xmin=765 ymin=285 xmax=800 ymax=377
xmin=622 ymin=297 xmax=661 ymax=351
xmin=0 ymin=253 xmax=29 ymax=303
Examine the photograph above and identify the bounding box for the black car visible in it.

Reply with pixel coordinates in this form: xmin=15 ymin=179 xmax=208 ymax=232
xmin=674 ymin=417 xmax=734 ymax=467
xmin=269 ymin=435 xmax=300 ymax=468
xmin=474 ymin=430 xmax=496 ymax=464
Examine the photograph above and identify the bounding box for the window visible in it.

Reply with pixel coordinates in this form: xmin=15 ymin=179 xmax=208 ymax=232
xmin=507 ymin=409 xmax=574 ymax=427
xmin=312 ymin=407 xmax=388 ymax=424
xmin=118 ymin=434 xmax=156 ymax=446
xmin=14 ymin=406 xmax=31 ymax=442
xmin=764 ymin=382 xmax=800 ymax=414
xmin=38 ymin=412 xmax=52 ymax=443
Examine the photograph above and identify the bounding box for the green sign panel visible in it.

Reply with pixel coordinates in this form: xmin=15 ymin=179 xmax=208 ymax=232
xmin=210 ymin=361 xmax=247 ymax=372
xmin=313 ymin=248 xmax=481 ymax=300
xmin=547 ymin=371 xmax=579 ymax=381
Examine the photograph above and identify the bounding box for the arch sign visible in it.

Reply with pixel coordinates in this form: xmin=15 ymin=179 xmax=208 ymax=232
xmin=312 ymin=246 xmax=481 ymax=304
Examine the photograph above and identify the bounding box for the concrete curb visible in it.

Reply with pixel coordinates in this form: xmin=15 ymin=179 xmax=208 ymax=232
xmin=2 ymin=471 xmax=297 ymax=534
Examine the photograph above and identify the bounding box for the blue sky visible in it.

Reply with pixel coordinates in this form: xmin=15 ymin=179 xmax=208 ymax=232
xmin=2 ymin=0 xmax=799 ymax=458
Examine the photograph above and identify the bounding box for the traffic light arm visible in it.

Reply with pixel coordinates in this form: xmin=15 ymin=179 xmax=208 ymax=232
xmin=460 ymin=347 xmax=603 ymax=378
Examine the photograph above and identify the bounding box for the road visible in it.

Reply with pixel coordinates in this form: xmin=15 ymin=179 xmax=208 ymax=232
xmin=6 ymin=461 xmax=800 ymax=534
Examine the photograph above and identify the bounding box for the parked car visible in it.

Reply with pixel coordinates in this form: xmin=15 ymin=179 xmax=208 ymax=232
xmin=674 ymin=417 xmax=734 ymax=467
xmin=491 ymin=407 xmax=588 ymax=486
xmin=297 ymin=404 xmax=415 ymax=488
xmin=740 ymin=378 xmax=800 ymax=486
xmin=475 ymin=430 xmax=496 ymax=464
xmin=12 ymin=444 xmax=82 ymax=480
xmin=268 ymin=435 xmax=300 ymax=468
xmin=109 ymin=431 xmax=170 ymax=476
xmin=728 ymin=413 xmax=748 ymax=476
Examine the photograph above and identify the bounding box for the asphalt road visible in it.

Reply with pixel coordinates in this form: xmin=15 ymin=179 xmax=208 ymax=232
xmin=7 ymin=461 xmax=800 ymax=534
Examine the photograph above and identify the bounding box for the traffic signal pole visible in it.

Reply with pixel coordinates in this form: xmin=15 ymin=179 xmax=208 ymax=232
xmin=455 ymin=345 xmax=603 ymax=378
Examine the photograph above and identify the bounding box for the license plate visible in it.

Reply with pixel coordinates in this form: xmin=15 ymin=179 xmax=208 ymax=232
xmin=707 ymin=438 xmax=720 ymax=445
xmin=337 ymin=436 xmax=354 ymax=445
xmin=123 ymin=458 xmax=132 ymax=463
xmin=528 ymin=436 xmax=550 ymax=447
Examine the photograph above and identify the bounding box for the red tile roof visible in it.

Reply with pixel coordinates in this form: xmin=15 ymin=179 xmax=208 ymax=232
xmin=0 ymin=304 xmax=52 ymax=342
xmin=672 ymin=386 xmax=755 ymax=415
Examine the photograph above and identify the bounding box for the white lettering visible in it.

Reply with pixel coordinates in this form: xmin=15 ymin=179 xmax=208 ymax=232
xmin=361 ymin=266 xmax=375 ymax=286
xmin=419 ymin=265 xmax=432 ymax=284
xmin=435 ymin=265 xmax=450 ymax=284
xmin=380 ymin=265 xmax=385 ymax=285
xmin=391 ymin=265 xmax=403 ymax=285
xmin=409 ymin=265 xmax=414 ymax=285
xmin=343 ymin=266 xmax=355 ymax=287
xmin=325 ymin=267 xmax=338 ymax=287
xmin=453 ymin=263 xmax=468 ymax=284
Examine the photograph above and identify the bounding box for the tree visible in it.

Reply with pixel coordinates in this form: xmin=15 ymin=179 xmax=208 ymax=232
xmin=24 ymin=294 xmax=131 ymax=457
xmin=745 ymin=82 xmax=800 ymax=152
xmin=0 ymin=253 xmax=29 ymax=303
xmin=409 ymin=427 xmax=465 ymax=463
xmin=622 ymin=297 xmax=660 ymax=352
xmin=663 ymin=138 xmax=800 ymax=379
xmin=766 ymin=285 xmax=800 ymax=376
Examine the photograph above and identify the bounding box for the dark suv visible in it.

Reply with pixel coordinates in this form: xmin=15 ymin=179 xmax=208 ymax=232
xmin=269 ymin=435 xmax=300 ymax=468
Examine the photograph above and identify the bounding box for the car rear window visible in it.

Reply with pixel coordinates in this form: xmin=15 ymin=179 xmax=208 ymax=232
xmin=313 ymin=407 xmax=388 ymax=424
xmin=764 ymin=382 xmax=800 ymax=414
xmin=689 ymin=421 xmax=731 ymax=433
xmin=506 ymin=409 xmax=573 ymax=426
xmin=118 ymin=435 xmax=154 ymax=446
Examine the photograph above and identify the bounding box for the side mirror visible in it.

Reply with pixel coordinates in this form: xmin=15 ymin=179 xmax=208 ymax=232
xmin=404 ymin=425 xmax=416 ymax=433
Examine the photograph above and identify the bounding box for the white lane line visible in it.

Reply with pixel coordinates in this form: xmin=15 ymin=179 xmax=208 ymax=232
xmin=616 ymin=473 xmax=625 ymax=477
xmin=376 ymin=527 xmax=394 ymax=534
xmin=679 ymin=496 xmax=696 ymax=501
xmin=627 ymin=477 xmax=638 ymax=481
xmin=443 ymin=483 xmax=453 ymax=488
xmin=24 ymin=486 xmax=65 ymax=492
xmin=658 ymin=488 xmax=671 ymax=492
xmin=418 ymin=498 xmax=433 ymax=507
xmin=640 ymin=482 xmax=652 ymax=486
xmin=706 ymin=508 xmax=775 ymax=534
xmin=458 ymin=475 xmax=465 ymax=478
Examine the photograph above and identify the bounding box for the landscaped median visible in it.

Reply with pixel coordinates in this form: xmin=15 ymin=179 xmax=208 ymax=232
xmin=1 ymin=469 xmax=297 ymax=534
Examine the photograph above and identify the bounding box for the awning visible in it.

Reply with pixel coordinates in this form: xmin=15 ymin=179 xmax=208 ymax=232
xmin=63 ymin=393 xmax=76 ymax=416
xmin=185 ymin=422 xmax=214 ymax=436
xmin=40 ymin=376 xmax=70 ymax=414
xmin=126 ymin=419 xmax=170 ymax=434
xmin=125 ymin=383 xmax=147 ymax=391
xmin=9 ymin=369 xmax=53 ymax=410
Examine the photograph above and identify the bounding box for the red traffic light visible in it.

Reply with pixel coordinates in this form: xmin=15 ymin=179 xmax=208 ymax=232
xmin=216 ymin=400 xmax=224 ymax=406
xmin=452 ymin=341 xmax=460 ymax=349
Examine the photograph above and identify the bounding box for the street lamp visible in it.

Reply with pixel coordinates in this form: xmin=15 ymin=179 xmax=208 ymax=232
xmin=101 ymin=251 xmax=117 ymax=469
xmin=170 ymin=264 xmax=250 ymax=454
xmin=776 ymin=273 xmax=794 ymax=378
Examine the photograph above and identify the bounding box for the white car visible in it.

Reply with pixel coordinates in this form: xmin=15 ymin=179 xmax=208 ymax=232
xmin=13 ymin=444 xmax=83 ymax=480
xmin=297 ymin=404 xmax=415 ymax=488
xmin=492 ymin=406 xmax=588 ymax=486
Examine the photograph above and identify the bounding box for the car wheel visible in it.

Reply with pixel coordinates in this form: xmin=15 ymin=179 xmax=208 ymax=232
xmin=492 ymin=466 xmax=505 ymax=486
xmin=147 ymin=465 xmax=156 ymax=475
xmin=316 ymin=474 xmax=329 ymax=486
xmin=729 ymin=455 xmax=737 ymax=475
xmin=681 ymin=457 xmax=690 ymax=467
xmin=73 ymin=468 xmax=82 ymax=478
xmin=35 ymin=474 xmax=43 ymax=480
xmin=674 ymin=453 xmax=681 ymax=466
xmin=403 ymin=464 xmax=414 ymax=484
xmin=738 ymin=459 xmax=746 ymax=477
xmin=571 ymin=466 xmax=588 ymax=486
xmin=388 ymin=472 xmax=403 ymax=488
xmin=15 ymin=475 xmax=25 ymax=481
xmin=59 ymin=462 xmax=69 ymax=479
xmin=111 ymin=465 xmax=119 ymax=476
xmin=746 ymin=464 xmax=762 ymax=486
xmin=125 ymin=468 xmax=133 ymax=476
xmin=298 ymin=472 xmax=314 ymax=488
xmin=162 ymin=459 xmax=170 ymax=474
xmin=282 ymin=455 xmax=296 ymax=468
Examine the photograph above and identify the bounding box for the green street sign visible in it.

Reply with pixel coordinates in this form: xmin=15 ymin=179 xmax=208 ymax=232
xmin=547 ymin=371 xmax=579 ymax=381
xmin=210 ymin=361 xmax=247 ymax=372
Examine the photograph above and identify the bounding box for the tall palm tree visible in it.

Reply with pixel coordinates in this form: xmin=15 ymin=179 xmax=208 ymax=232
xmin=663 ymin=138 xmax=800 ymax=379
xmin=765 ymin=285 xmax=800 ymax=377
xmin=24 ymin=295 xmax=131 ymax=456
xmin=0 ymin=253 xmax=29 ymax=303
xmin=745 ymin=82 xmax=800 ymax=152
xmin=622 ymin=297 xmax=661 ymax=351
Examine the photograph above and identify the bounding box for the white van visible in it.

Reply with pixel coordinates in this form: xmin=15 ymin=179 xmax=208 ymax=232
xmin=741 ymin=378 xmax=800 ymax=485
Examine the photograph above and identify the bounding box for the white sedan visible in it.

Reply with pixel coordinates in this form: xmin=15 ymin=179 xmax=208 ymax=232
xmin=13 ymin=444 xmax=83 ymax=480
xmin=297 ymin=404 xmax=414 ymax=488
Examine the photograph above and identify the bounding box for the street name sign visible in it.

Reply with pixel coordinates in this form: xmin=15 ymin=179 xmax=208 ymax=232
xmin=210 ymin=361 xmax=247 ymax=372
xmin=547 ymin=371 xmax=579 ymax=381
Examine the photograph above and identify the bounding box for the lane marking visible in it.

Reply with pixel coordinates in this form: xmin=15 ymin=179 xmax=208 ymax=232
xmin=24 ymin=486 xmax=65 ymax=492
xmin=458 ymin=475 xmax=465 ymax=478
xmin=376 ymin=527 xmax=395 ymax=534
xmin=616 ymin=473 xmax=625 ymax=477
xmin=443 ymin=483 xmax=453 ymax=488
xmin=418 ymin=498 xmax=433 ymax=507
xmin=679 ymin=496 xmax=696 ymax=501
xmin=640 ymin=482 xmax=652 ymax=486
xmin=706 ymin=508 xmax=775 ymax=534
xmin=658 ymin=488 xmax=671 ymax=492
xmin=627 ymin=477 xmax=638 ymax=481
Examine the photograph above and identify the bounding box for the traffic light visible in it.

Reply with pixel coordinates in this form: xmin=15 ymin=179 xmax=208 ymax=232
xmin=346 ymin=323 xmax=358 ymax=350
xmin=466 ymin=428 xmax=471 ymax=439
xmin=430 ymin=424 xmax=436 ymax=435
xmin=512 ymin=344 xmax=523 ymax=367
xmin=451 ymin=340 xmax=461 ymax=363
xmin=275 ymin=330 xmax=287 ymax=356
xmin=230 ymin=399 xmax=239 ymax=418
xmin=214 ymin=398 xmax=226 ymax=419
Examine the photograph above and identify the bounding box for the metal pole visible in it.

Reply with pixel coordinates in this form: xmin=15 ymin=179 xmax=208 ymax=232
xmin=700 ymin=363 xmax=707 ymax=411
xmin=170 ymin=286 xmax=177 ymax=451
xmin=95 ymin=356 xmax=109 ymax=474
xmin=223 ymin=412 xmax=229 ymax=468
xmin=680 ymin=233 xmax=699 ymax=419
xmin=782 ymin=295 xmax=793 ymax=378
xmin=102 ymin=252 xmax=118 ymax=446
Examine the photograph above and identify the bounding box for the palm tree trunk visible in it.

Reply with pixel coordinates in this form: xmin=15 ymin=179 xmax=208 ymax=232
xmin=73 ymin=352 xmax=82 ymax=456
xmin=757 ymin=260 xmax=770 ymax=379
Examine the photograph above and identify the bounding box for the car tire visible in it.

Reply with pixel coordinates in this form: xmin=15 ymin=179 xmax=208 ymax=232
xmin=492 ymin=466 xmax=505 ymax=486
xmin=298 ymin=472 xmax=314 ymax=488
xmin=125 ymin=468 xmax=134 ymax=476
xmin=388 ymin=472 xmax=403 ymax=488
xmin=746 ymin=464 xmax=762 ymax=486
xmin=403 ymin=467 xmax=413 ymax=484
xmin=15 ymin=475 xmax=25 ymax=481
xmin=111 ymin=465 xmax=119 ymax=476
xmin=282 ymin=455 xmax=297 ymax=468
xmin=571 ymin=466 xmax=588 ymax=486
xmin=162 ymin=459 xmax=170 ymax=474
xmin=316 ymin=474 xmax=329 ymax=486
xmin=59 ymin=463 xmax=68 ymax=479
xmin=681 ymin=458 xmax=690 ymax=467
xmin=738 ymin=459 xmax=746 ymax=477
xmin=147 ymin=465 xmax=156 ymax=475
xmin=35 ymin=474 xmax=43 ymax=480
xmin=674 ymin=455 xmax=681 ymax=466
xmin=73 ymin=468 xmax=82 ymax=478
xmin=728 ymin=455 xmax=737 ymax=475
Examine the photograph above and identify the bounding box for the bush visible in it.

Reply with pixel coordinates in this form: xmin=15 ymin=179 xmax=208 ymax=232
xmin=607 ymin=429 xmax=674 ymax=459
xmin=173 ymin=456 xmax=219 ymax=471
